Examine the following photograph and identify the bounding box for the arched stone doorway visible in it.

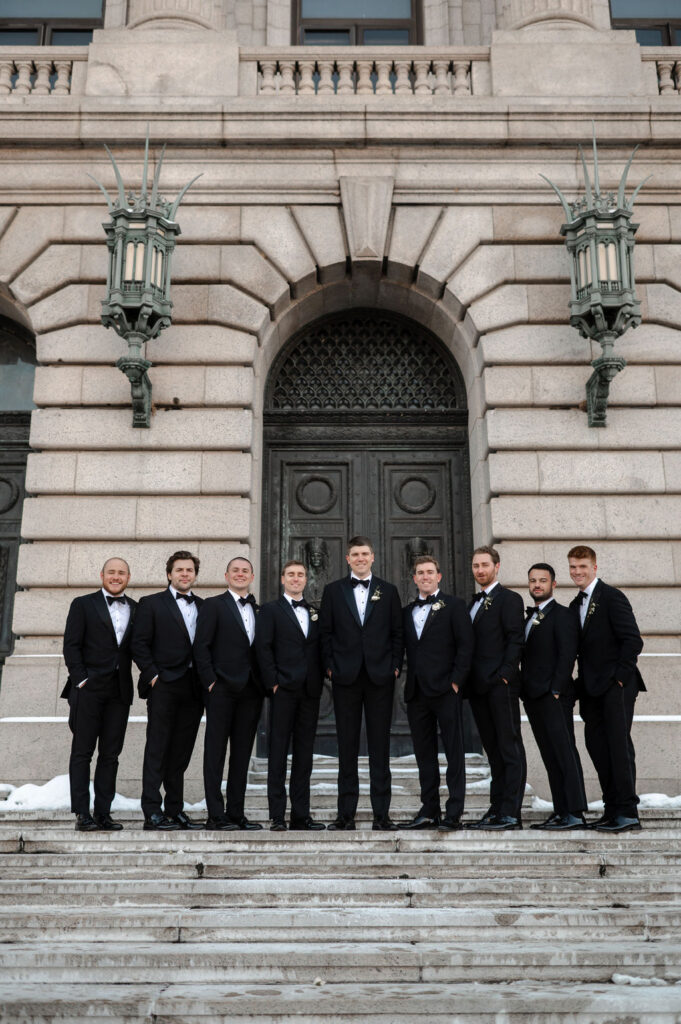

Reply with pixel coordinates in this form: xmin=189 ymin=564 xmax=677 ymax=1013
xmin=260 ymin=307 xmax=479 ymax=756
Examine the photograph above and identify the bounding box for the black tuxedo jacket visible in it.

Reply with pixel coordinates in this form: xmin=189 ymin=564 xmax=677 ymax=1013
xmin=193 ymin=591 xmax=262 ymax=695
xmin=254 ymin=596 xmax=323 ymax=698
xmin=131 ymin=588 xmax=203 ymax=699
xmin=569 ymin=580 xmax=645 ymax=698
xmin=403 ymin=592 xmax=474 ymax=700
xmin=467 ymin=584 xmax=524 ymax=696
xmin=319 ymin=574 xmax=403 ymax=687
xmin=62 ymin=590 xmax=138 ymax=705
xmin=520 ymin=599 xmax=578 ymax=701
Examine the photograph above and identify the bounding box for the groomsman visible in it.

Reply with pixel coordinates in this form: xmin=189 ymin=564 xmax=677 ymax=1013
xmin=467 ymin=545 xmax=526 ymax=830
xmin=255 ymin=560 xmax=325 ymax=831
xmin=62 ymin=558 xmax=137 ymax=831
xmin=568 ymin=545 xmax=645 ymax=833
xmin=194 ymin=556 xmax=264 ymax=831
xmin=521 ymin=563 xmax=587 ymax=830
xmin=319 ymin=536 xmax=403 ymax=830
xmin=399 ymin=557 xmax=474 ymax=831
xmin=132 ymin=551 xmax=204 ymax=831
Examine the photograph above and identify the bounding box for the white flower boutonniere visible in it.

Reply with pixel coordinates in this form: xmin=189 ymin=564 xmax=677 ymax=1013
xmin=431 ymin=599 xmax=446 ymax=613
xmin=310 ymin=608 xmax=319 ymax=622
xmin=482 ymin=595 xmax=493 ymax=612
xmin=370 ymin=588 xmax=382 ymax=602
xmin=533 ymin=609 xmax=545 ymax=625
xmin=585 ymin=600 xmax=597 ymax=623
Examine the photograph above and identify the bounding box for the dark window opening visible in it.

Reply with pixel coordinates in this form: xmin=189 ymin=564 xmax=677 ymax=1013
xmin=294 ymin=0 xmax=421 ymax=45
xmin=610 ymin=0 xmax=681 ymax=44
xmin=0 ymin=0 xmax=102 ymax=46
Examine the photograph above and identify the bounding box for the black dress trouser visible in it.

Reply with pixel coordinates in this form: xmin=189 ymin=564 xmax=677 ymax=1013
xmin=68 ymin=678 xmax=129 ymax=817
xmin=469 ymin=681 xmax=527 ymax=819
xmin=267 ymin=687 xmax=320 ymax=822
xmin=523 ymin=691 xmax=587 ymax=816
xmin=203 ymin=677 xmax=263 ymax=822
xmin=581 ymin=681 xmax=638 ymax=819
xmin=141 ymin=672 xmax=203 ymax=819
xmin=406 ymin=683 xmax=466 ymax=821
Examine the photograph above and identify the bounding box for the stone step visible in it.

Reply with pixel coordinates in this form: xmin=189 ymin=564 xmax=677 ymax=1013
xmin=2 ymin=981 xmax=681 ymax=1021
xmin=2 ymin=940 xmax=681 ymax=984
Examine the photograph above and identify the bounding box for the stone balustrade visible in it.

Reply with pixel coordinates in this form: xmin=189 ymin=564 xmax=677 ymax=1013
xmin=641 ymin=50 xmax=681 ymax=94
xmin=0 ymin=49 xmax=87 ymax=97
xmin=244 ymin=48 xmax=490 ymax=97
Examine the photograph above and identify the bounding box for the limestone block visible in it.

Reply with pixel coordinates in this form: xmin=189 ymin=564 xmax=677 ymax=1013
xmin=202 ymin=366 xmax=254 ymax=407
xmin=12 ymin=245 xmax=105 ymax=307
xmin=495 ymin=539 xmax=678 ymax=587
xmin=83 ymin=366 xmax=203 ymax=407
xmin=417 ymin=207 xmax=494 ymax=298
xmin=38 ymin=325 xmax=129 ymax=366
xmin=0 ymin=656 xmax=64 ymax=717
xmin=25 ymin=453 xmax=77 ymax=495
xmin=491 ymin=494 xmax=681 ymax=541
xmin=0 ymin=207 xmax=64 ymax=284
xmin=30 ymin=408 xmax=253 ymax=451
xmin=167 ymin=283 xmax=269 ymax=340
xmin=340 ymin=177 xmax=394 ymax=262
xmin=645 ymin=282 xmax=681 ymax=328
xmin=447 ymin=244 xmax=515 ymax=310
xmin=469 ymin=283 xmax=529 ymax=333
xmin=147 ymin=325 xmax=257 ymax=366
xmin=654 ymin=366 xmax=681 ymax=406
xmin=241 ymin=207 xmax=316 ymax=297
xmin=29 ymin=284 xmax=100 ymax=335
xmin=513 ymin=245 xmax=569 ymax=282
xmin=33 ymin=366 xmax=83 ymax=406
xmin=470 ymin=458 xmax=491 ymax=508
xmin=492 ymin=205 xmax=564 ymax=242
xmin=487 ymin=407 xmax=681 ymax=450
xmin=480 ymin=324 xmax=591 ymax=365
xmin=652 ymin=244 xmax=681 ymax=292
xmin=488 ymin=452 xmax=540 ymax=494
xmin=609 ymin=323 xmax=681 ymax=365
xmin=635 ymin=206 xmax=672 ymax=242
xmin=136 ymin=496 xmax=250 ymax=539
xmin=536 ymin=451 xmax=666 ymax=494
xmin=63 ymin=206 xmax=110 ymax=242
xmin=74 ymin=452 xmax=203 ymax=494
xmin=483 ymin=366 xmax=531 ymax=406
xmin=21 ymin=497 xmax=139 ymax=540
xmin=177 ymin=207 xmax=240 ymax=244
xmin=384 ymin=206 xmax=441 ymax=285
xmin=17 ymin=544 xmax=70 ymax=590
xmin=526 ymin=283 xmax=570 ymax=323
xmin=0 ymin=206 xmax=17 ymax=241
xmin=292 ymin=207 xmax=347 ymax=285
xmin=220 ymin=245 xmax=290 ymax=317
xmin=168 ymin=245 xmax=221 ymax=283
xmin=483 ymin=365 xmax=656 ymax=407
xmin=662 ymin=453 xmax=681 ymax=492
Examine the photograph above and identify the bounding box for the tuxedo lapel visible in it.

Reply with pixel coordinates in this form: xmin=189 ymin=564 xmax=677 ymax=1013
xmin=163 ymin=587 xmax=191 ymax=642
xmin=120 ymin=599 xmax=136 ymax=644
xmin=362 ymin=577 xmax=380 ymax=626
xmin=526 ymin=599 xmax=555 ymax=643
xmin=93 ymin=591 xmax=117 ymax=641
xmin=279 ymin=594 xmax=305 ymax=635
xmin=341 ymin=577 xmax=362 ymax=628
xmin=581 ymin=581 xmax=601 ymax=634
xmin=223 ymin=590 xmax=249 ymax=637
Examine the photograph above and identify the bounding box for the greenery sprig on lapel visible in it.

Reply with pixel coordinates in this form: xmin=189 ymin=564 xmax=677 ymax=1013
xmin=430 ymin=598 xmax=446 ymax=614
xmin=584 ymin=599 xmax=597 ymax=624
xmin=310 ymin=607 xmax=319 ymax=622
xmin=481 ymin=594 xmax=493 ymax=612
xmin=370 ymin=588 xmax=382 ymax=603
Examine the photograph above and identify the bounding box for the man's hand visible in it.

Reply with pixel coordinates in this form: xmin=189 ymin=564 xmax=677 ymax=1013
xmin=451 ymin=682 xmax=459 ymax=694
xmin=553 ymin=694 xmax=559 ymax=700
xmin=394 ymin=669 xmax=399 ymax=678
xmin=208 ymin=681 xmax=215 ymax=692
xmin=501 ymin=677 xmax=508 ymax=686
xmin=326 ymin=669 xmax=332 ymax=679
xmin=273 ymin=684 xmax=278 ymax=694
xmin=617 ymin=680 xmax=623 ymax=688
xmin=150 ymin=675 xmax=158 ymax=688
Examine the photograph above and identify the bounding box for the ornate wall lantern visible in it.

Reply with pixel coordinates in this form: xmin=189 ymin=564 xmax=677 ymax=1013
xmin=89 ymin=135 xmax=200 ymax=427
xmin=542 ymin=132 xmax=649 ymax=427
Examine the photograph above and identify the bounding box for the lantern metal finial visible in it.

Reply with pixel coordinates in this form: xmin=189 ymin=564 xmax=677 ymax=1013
xmin=89 ymin=130 xmax=202 ymax=427
xmin=542 ymin=126 xmax=651 ymax=427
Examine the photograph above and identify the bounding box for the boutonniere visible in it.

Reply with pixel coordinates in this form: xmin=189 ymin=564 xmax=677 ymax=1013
xmin=309 ymin=608 xmax=319 ymax=622
xmin=585 ymin=600 xmax=597 ymax=623
xmin=431 ymin=599 xmax=446 ymax=613
xmin=482 ymin=595 xmax=493 ymax=612
xmin=533 ymin=609 xmax=545 ymax=625
xmin=370 ymin=588 xmax=382 ymax=602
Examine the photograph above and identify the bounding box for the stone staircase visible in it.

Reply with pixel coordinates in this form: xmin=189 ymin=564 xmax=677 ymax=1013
xmin=0 ymin=756 xmax=680 ymax=1021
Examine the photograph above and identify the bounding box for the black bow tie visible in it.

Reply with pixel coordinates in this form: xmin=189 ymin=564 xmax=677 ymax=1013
xmin=291 ymin=599 xmax=307 ymax=609
xmin=351 ymin=578 xmax=370 ymax=589
xmin=578 ymin=591 xmax=589 ymax=603
xmin=106 ymin=595 xmax=126 ymax=606
xmin=238 ymin=594 xmax=256 ymax=607
xmin=471 ymin=591 xmax=486 ymax=603
xmin=176 ymin=593 xmax=195 ymax=604
xmin=525 ymin=605 xmax=539 ymax=618
xmin=415 ymin=595 xmax=436 ymax=608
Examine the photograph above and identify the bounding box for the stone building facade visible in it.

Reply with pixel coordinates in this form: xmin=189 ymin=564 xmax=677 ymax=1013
xmin=0 ymin=0 xmax=679 ymax=799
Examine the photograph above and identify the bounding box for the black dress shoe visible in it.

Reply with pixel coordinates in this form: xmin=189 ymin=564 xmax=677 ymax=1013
xmin=464 ymin=809 xmax=496 ymax=830
xmin=398 ymin=814 xmax=440 ymax=830
xmin=530 ymin=813 xmax=561 ymax=831
xmin=231 ymin=817 xmax=263 ymax=831
xmin=327 ymin=817 xmax=356 ymax=831
xmin=95 ymin=813 xmax=123 ymax=831
xmin=437 ymin=816 xmax=463 ymax=832
xmin=270 ymin=820 xmax=287 ymax=831
xmin=595 ymin=815 xmax=642 ymax=833
xmin=479 ymin=815 xmax=523 ymax=831
xmin=586 ymin=813 xmax=611 ymax=829
xmin=290 ymin=817 xmax=326 ymax=831
xmin=75 ymin=813 xmax=98 ymax=832
xmin=543 ymin=813 xmax=587 ymax=831
xmin=372 ymin=817 xmax=399 ymax=831
xmin=143 ymin=813 xmax=181 ymax=831
xmin=172 ymin=811 xmax=203 ymax=830
xmin=205 ymin=816 xmax=239 ymax=831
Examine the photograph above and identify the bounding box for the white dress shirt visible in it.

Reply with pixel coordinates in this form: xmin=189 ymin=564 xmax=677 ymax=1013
xmin=578 ymin=577 xmax=599 ymax=627
xmin=412 ymin=589 xmax=439 ymax=640
xmin=351 ymin=573 xmax=372 ymax=624
xmin=169 ymin=584 xmax=198 ymax=643
xmin=285 ymin=592 xmax=309 ymax=637
xmin=524 ymin=597 xmax=554 ymax=640
xmin=229 ymin=589 xmax=256 ymax=644
xmin=469 ymin=579 xmax=499 ymax=622
xmin=102 ymin=587 xmax=130 ymax=646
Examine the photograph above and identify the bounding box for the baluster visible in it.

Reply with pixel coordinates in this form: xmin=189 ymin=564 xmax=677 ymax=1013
xmin=657 ymin=60 xmax=675 ymax=94
xmin=317 ymin=59 xmax=335 ymax=94
xmin=393 ymin=60 xmax=412 ymax=94
xmin=413 ymin=60 xmax=432 ymax=95
xmin=52 ymin=60 xmax=72 ymax=95
xmin=336 ymin=60 xmax=354 ymax=95
xmin=375 ymin=60 xmax=392 ymax=95
xmin=259 ymin=60 xmax=277 ymax=94
xmin=675 ymin=61 xmax=681 ymax=95
xmin=279 ymin=60 xmax=296 ymax=95
xmin=32 ymin=59 xmax=52 ymax=95
xmin=452 ymin=60 xmax=471 ymax=96
xmin=356 ymin=59 xmax=374 ymax=95
xmin=432 ymin=60 xmax=450 ymax=95
xmin=0 ymin=61 xmax=13 ymax=96
xmin=298 ymin=59 xmax=316 ymax=95
xmin=14 ymin=60 xmax=33 ymax=95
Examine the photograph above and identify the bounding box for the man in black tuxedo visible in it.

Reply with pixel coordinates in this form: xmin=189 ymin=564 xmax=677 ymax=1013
xmin=568 ymin=545 xmax=645 ymax=833
xmin=131 ymin=550 xmax=204 ymax=831
xmin=399 ymin=556 xmax=474 ymax=832
xmin=62 ymin=557 xmax=137 ymax=831
xmin=194 ymin=556 xmax=263 ymax=831
xmin=467 ymin=545 xmax=526 ymax=830
xmin=255 ymin=560 xmax=325 ymax=831
xmin=521 ymin=563 xmax=587 ymax=830
xmin=319 ymin=536 xmax=403 ymax=831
